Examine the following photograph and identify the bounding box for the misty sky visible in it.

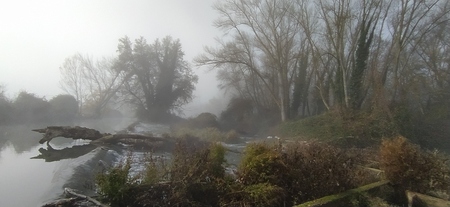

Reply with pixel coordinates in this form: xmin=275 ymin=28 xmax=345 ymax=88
xmin=0 ymin=0 xmax=222 ymax=105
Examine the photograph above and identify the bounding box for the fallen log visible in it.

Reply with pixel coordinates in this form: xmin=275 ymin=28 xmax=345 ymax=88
xmin=41 ymin=188 xmax=110 ymax=207
xmin=33 ymin=126 xmax=174 ymax=150
xmin=41 ymin=197 xmax=82 ymax=207
xmin=33 ymin=126 xmax=108 ymax=144
xmin=64 ymin=188 xmax=110 ymax=207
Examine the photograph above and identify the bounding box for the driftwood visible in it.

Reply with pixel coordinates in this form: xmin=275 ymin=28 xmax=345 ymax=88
xmin=41 ymin=188 xmax=110 ymax=207
xmin=64 ymin=188 xmax=110 ymax=207
xmin=33 ymin=126 xmax=107 ymax=144
xmin=33 ymin=126 xmax=174 ymax=150
xmin=41 ymin=197 xmax=82 ymax=207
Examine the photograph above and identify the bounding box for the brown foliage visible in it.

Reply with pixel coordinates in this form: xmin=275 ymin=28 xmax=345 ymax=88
xmin=380 ymin=136 xmax=450 ymax=193
xmin=284 ymin=142 xmax=367 ymax=203
xmin=231 ymin=142 xmax=369 ymax=206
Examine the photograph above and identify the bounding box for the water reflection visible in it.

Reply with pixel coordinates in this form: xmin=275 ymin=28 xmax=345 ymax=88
xmin=0 ymin=119 xmax=135 ymax=207
xmin=31 ymin=144 xmax=97 ymax=162
xmin=0 ymin=142 xmax=78 ymax=207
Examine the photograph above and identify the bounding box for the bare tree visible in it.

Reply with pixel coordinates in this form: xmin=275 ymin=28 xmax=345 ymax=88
xmin=60 ymin=54 xmax=86 ymax=114
xmin=59 ymin=53 xmax=125 ymax=117
xmin=197 ymin=0 xmax=302 ymax=121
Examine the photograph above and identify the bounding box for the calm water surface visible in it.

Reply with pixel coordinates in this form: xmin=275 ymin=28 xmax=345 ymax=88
xmin=0 ymin=118 xmax=135 ymax=207
xmin=0 ymin=120 xmax=248 ymax=207
xmin=0 ymin=141 xmax=97 ymax=207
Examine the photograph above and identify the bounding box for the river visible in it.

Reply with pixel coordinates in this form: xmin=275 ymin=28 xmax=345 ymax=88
xmin=0 ymin=119 xmax=250 ymax=207
xmin=0 ymin=118 xmax=136 ymax=207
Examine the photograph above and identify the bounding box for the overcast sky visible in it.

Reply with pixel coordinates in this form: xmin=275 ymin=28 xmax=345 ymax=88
xmin=0 ymin=0 xmax=222 ymax=106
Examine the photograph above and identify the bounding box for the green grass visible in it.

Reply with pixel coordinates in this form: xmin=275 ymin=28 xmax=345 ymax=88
xmin=277 ymin=111 xmax=398 ymax=142
xmin=277 ymin=112 xmax=346 ymax=140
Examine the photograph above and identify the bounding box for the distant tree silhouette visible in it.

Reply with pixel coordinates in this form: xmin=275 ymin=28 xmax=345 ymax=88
xmin=48 ymin=94 xmax=78 ymax=123
xmin=13 ymin=91 xmax=50 ymax=124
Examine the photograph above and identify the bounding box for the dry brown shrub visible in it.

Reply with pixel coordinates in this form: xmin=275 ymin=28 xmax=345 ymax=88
xmin=380 ymin=136 xmax=450 ymax=193
xmin=235 ymin=142 xmax=369 ymax=206
xmin=284 ymin=142 xmax=367 ymax=203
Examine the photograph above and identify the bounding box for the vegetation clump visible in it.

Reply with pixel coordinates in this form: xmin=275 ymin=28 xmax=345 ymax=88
xmin=95 ymin=134 xmax=450 ymax=207
xmin=380 ymin=136 xmax=450 ymax=194
xmin=278 ymin=110 xmax=397 ymax=143
xmin=95 ymin=139 xmax=372 ymax=207
xmin=96 ymin=155 xmax=137 ymax=206
xmin=222 ymin=142 xmax=369 ymax=206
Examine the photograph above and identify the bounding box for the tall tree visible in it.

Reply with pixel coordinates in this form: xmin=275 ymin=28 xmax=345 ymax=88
xmin=115 ymin=36 xmax=198 ymax=121
xmin=197 ymin=0 xmax=302 ymax=122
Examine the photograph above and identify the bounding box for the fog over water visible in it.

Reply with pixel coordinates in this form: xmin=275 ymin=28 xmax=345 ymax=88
xmin=0 ymin=1 xmax=230 ymax=206
xmin=0 ymin=0 xmax=225 ymax=117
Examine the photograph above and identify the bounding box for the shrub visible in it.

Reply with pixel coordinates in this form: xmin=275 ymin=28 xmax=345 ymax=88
xmin=141 ymin=153 xmax=168 ymax=184
xmin=238 ymin=143 xmax=288 ymax=186
xmin=380 ymin=136 xmax=450 ymax=193
xmin=237 ymin=142 xmax=367 ymax=206
xmin=165 ymin=138 xmax=227 ymax=206
xmin=284 ymin=142 xmax=366 ymax=203
xmin=96 ymin=155 xmax=136 ymax=206
xmin=243 ymin=183 xmax=286 ymax=207
xmin=173 ymin=112 xmax=220 ymax=130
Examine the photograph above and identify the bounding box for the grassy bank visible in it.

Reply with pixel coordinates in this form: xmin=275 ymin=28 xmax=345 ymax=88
xmin=277 ymin=111 xmax=397 ymax=142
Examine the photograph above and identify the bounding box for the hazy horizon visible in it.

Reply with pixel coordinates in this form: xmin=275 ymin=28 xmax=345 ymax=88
xmin=0 ymin=0 xmax=225 ymax=116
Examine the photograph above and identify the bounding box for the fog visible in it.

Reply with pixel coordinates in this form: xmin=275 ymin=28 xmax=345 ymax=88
xmin=0 ymin=0 xmax=226 ymax=117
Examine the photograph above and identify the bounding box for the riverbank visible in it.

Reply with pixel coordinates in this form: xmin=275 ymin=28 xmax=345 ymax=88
xmin=32 ymin=112 xmax=450 ymax=207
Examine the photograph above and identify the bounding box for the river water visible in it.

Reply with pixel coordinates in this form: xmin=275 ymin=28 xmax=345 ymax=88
xmin=0 ymin=120 xmax=251 ymax=207
xmin=0 ymin=118 xmax=136 ymax=207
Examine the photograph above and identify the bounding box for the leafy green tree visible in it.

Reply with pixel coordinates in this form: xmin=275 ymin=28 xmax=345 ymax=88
xmin=115 ymin=36 xmax=198 ymax=122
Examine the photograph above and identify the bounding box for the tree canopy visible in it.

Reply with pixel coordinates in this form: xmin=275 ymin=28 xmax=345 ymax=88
xmin=115 ymin=36 xmax=198 ymax=122
xmin=60 ymin=36 xmax=197 ymax=122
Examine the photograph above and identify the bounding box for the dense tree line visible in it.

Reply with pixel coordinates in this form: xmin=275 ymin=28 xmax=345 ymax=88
xmin=0 ymin=88 xmax=78 ymax=125
xmin=197 ymin=0 xmax=450 ymax=125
